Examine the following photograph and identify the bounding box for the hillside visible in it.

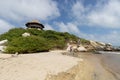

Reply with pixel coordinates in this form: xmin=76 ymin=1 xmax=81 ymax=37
xmin=0 ymin=28 xmax=90 ymax=54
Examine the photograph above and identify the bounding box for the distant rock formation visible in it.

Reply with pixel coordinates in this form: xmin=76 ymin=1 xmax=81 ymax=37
xmin=104 ymin=43 xmax=113 ymax=51
xmin=89 ymin=40 xmax=114 ymax=51
xmin=66 ymin=40 xmax=116 ymax=52
xmin=90 ymin=40 xmax=105 ymax=49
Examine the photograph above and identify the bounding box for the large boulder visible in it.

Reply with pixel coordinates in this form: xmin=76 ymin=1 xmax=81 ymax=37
xmin=22 ymin=32 xmax=30 ymax=37
xmin=0 ymin=46 xmax=6 ymax=52
xmin=0 ymin=39 xmax=8 ymax=46
xmin=0 ymin=39 xmax=8 ymax=52
xmin=90 ymin=40 xmax=106 ymax=50
xmin=77 ymin=46 xmax=87 ymax=52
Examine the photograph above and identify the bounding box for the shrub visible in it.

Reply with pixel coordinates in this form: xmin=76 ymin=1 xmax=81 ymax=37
xmin=43 ymin=30 xmax=67 ymax=49
xmin=0 ymin=28 xmax=26 ymax=41
xmin=26 ymin=28 xmax=44 ymax=36
xmin=0 ymin=28 xmax=90 ymax=53
xmin=79 ymin=38 xmax=90 ymax=45
xmin=6 ymin=36 xmax=51 ymax=54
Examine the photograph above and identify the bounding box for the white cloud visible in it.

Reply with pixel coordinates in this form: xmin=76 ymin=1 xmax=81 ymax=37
xmin=55 ymin=22 xmax=80 ymax=34
xmin=0 ymin=19 xmax=14 ymax=34
xmin=0 ymin=0 xmax=60 ymax=21
xmin=72 ymin=0 xmax=120 ymax=28
xmin=100 ymin=31 xmax=120 ymax=44
xmin=54 ymin=21 xmax=120 ymax=46
xmin=71 ymin=0 xmax=120 ymax=45
xmin=46 ymin=22 xmax=120 ymax=46
xmin=54 ymin=21 xmax=120 ymax=45
xmin=44 ymin=24 xmax=54 ymax=30
xmin=72 ymin=1 xmax=85 ymax=19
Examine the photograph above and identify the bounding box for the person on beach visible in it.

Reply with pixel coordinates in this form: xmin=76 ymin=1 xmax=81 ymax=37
xmin=66 ymin=43 xmax=73 ymax=52
xmin=70 ymin=45 xmax=73 ymax=52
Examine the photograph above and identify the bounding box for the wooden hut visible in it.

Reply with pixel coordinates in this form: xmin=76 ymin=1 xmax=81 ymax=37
xmin=25 ymin=20 xmax=44 ymax=30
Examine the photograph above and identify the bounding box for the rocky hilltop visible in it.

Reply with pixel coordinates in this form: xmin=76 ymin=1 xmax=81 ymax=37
xmin=0 ymin=28 xmax=118 ymax=53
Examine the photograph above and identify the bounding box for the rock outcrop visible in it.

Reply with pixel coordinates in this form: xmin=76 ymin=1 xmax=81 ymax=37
xmin=66 ymin=43 xmax=87 ymax=52
xmin=90 ymin=40 xmax=105 ymax=50
xmin=0 ymin=39 xmax=8 ymax=45
xmin=0 ymin=39 xmax=8 ymax=52
xmin=77 ymin=46 xmax=87 ymax=52
xmin=66 ymin=40 xmax=115 ymax=52
xmin=22 ymin=32 xmax=30 ymax=37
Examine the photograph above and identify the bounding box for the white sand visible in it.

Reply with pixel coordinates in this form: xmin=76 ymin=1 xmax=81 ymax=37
xmin=0 ymin=50 xmax=82 ymax=80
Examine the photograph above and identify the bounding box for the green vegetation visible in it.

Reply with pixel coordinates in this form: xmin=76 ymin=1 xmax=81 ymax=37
xmin=0 ymin=28 xmax=89 ymax=54
xmin=6 ymin=36 xmax=51 ymax=53
xmin=0 ymin=28 xmax=26 ymax=41
xmin=80 ymin=38 xmax=90 ymax=45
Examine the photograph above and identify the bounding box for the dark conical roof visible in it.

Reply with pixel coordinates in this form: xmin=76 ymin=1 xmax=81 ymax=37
xmin=25 ymin=20 xmax=44 ymax=28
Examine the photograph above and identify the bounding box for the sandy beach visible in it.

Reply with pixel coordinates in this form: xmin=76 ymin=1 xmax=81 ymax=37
xmin=0 ymin=51 xmax=120 ymax=80
xmin=46 ymin=52 xmax=120 ymax=80
xmin=0 ymin=50 xmax=81 ymax=80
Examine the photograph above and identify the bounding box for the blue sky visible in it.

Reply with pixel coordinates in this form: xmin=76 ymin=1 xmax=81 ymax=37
xmin=0 ymin=0 xmax=120 ymax=46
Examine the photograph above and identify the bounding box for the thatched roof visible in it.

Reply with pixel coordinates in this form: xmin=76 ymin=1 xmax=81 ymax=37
xmin=29 ymin=20 xmax=40 ymax=23
xmin=25 ymin=20 xmax=44 ymax=28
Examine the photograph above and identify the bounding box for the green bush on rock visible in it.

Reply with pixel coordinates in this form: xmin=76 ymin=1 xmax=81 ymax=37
xmin=0 ymin=28 xmax=26 ymax=41
xmin=6 ymin=36 xmax=51 ymax=54
xmin=0 ymin=28 xmax=90 ymax=54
